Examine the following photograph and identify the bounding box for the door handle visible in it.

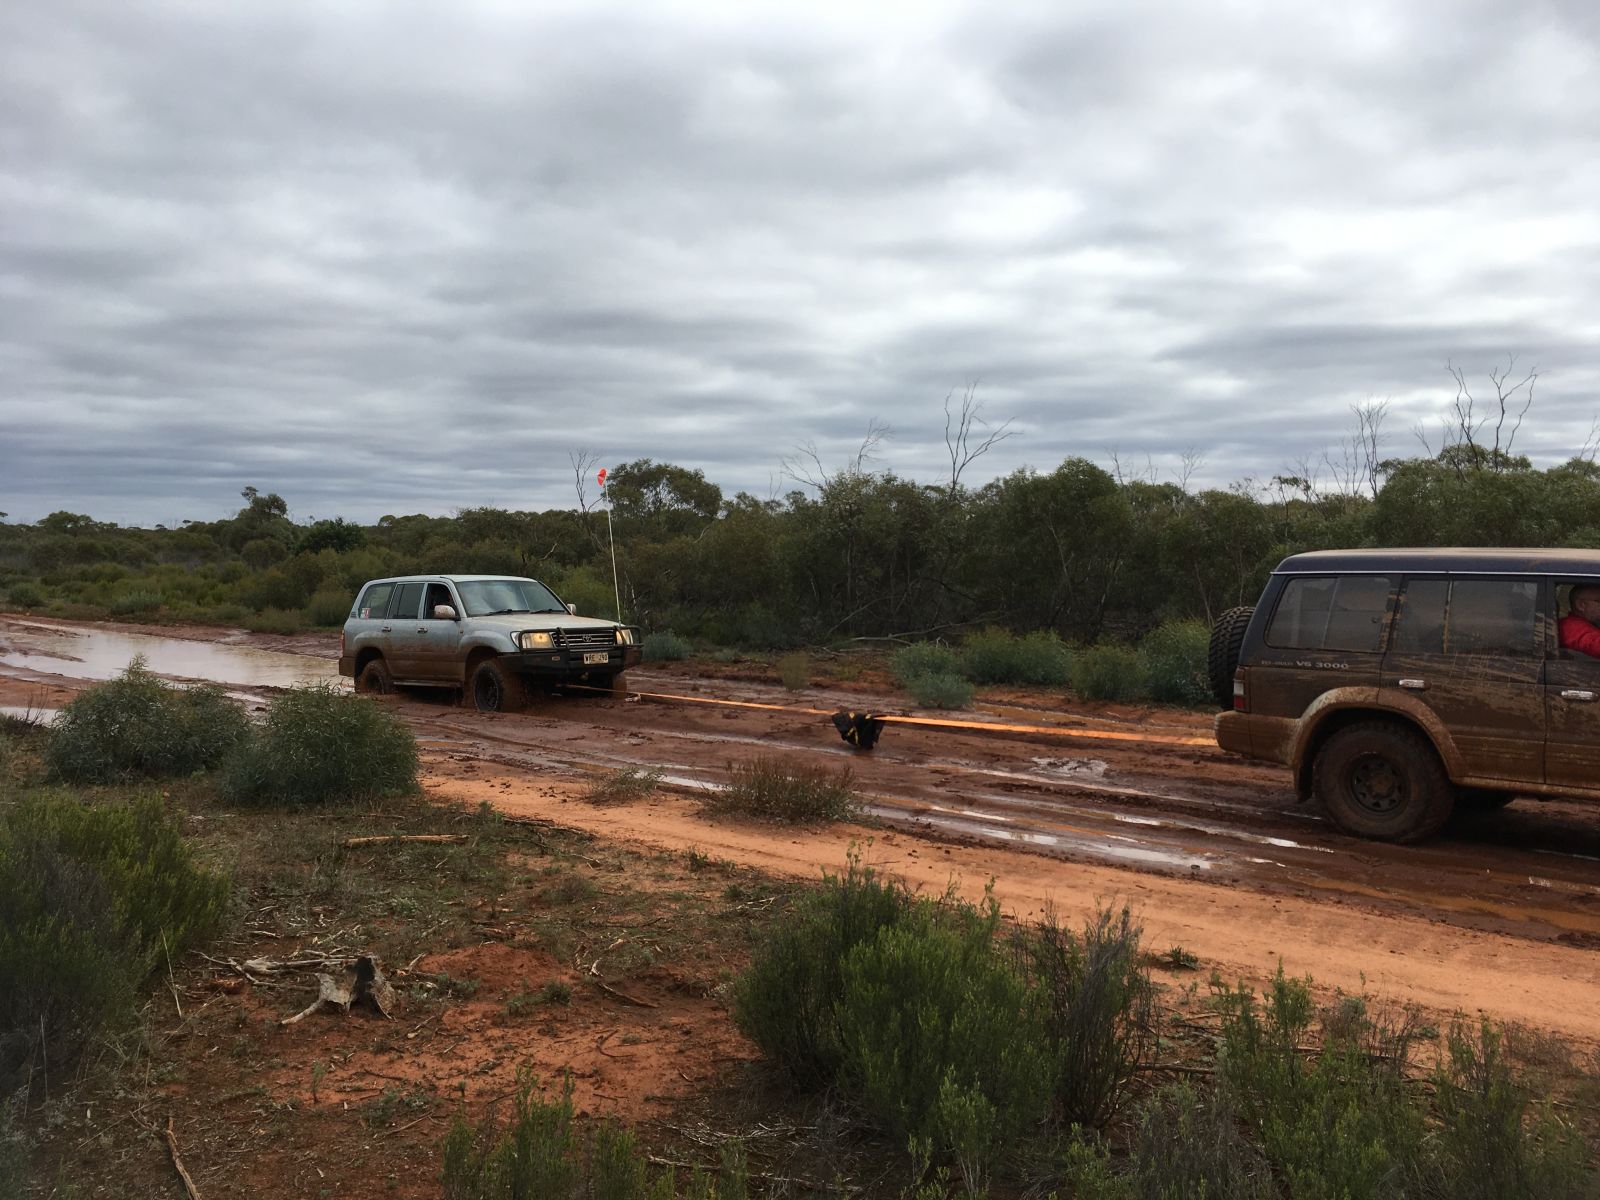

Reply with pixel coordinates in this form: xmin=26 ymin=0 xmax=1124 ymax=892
xmin=416 ymin=626 xmax=428 ymax=633
xmin=1560 ymin=689 xmax=1597 ymax=702
xmin=1398 ymin=678 xmax=1427 ymax=691
xmin=380 ymin=625 xmax=392 ymax=633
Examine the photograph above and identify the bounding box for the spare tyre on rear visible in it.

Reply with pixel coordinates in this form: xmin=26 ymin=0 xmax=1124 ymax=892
xmin=1207 ymin=606 xmax=1254 ymax=711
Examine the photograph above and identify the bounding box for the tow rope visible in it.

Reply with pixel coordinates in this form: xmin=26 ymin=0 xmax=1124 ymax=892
xmin=565 ymin=683 xmax=1213 ymax=751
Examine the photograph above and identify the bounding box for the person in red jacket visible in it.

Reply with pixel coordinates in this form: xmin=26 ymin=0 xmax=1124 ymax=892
xmin=1559 ymin=585 xmax=1600 ymax=657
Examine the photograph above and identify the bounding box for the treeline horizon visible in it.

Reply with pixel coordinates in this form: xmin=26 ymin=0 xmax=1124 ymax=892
xmin=3 ymin=422 xmax=1599 ymax=648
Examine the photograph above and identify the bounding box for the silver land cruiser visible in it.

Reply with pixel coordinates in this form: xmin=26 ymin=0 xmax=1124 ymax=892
xmin=338 ymin=575 xmax=641 ymax=712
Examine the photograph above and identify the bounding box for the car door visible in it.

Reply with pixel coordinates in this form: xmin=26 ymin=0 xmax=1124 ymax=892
xmin=383 ymin=581 xmax=427 ymax=680
xmin=348 ymin=581 xmax=397 ymax=668
xmin=1382 ymin=575 xmax=1544 ymax=785
xmin=1545 ymin=578 xmax=1600 ymax=791
xmin=410 ymin=581 xmax=465 ymax=684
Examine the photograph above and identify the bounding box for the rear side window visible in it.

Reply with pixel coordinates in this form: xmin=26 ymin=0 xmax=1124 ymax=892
xmin=389 ymin=582 xmax=424 ymax=621
xmin=357 ymin=583 xmax=394 ymax=620
xmin=1391 ymin=578 xmax=1539 ymax=657
xmin=1266 ymin=575 xmax=1392 ymax=652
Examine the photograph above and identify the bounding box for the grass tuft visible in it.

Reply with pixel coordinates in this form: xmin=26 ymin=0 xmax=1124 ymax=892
xmin=712 ymin=756 xmax=859 ymax=824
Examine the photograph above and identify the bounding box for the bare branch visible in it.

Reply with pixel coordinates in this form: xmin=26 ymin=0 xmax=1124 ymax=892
xmin=570 ymin=449 xmax=601 ymax=514
xmin=1175 ymin=446 xmax=1205 ymax=493
xmin=943 ymin=383 xmax=1015 ymax=491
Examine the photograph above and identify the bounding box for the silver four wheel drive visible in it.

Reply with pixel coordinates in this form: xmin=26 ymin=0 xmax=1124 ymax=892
xmin=338 ymin=575 xmax=642 ymax=712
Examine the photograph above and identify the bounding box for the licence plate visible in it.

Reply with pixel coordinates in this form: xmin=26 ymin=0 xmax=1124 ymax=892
xmin=583 ymin=651 xmax=611 ymax=665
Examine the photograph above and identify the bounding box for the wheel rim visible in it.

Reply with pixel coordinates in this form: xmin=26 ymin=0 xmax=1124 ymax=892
xmin=1348 ymin=753 xmax=1407 ymax=815
xmin=474 ymin=671 xmax=500 ymax=710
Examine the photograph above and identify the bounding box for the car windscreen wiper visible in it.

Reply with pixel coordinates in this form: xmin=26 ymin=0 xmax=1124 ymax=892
xmin=479 ymin=608 xmax=530 ymax=616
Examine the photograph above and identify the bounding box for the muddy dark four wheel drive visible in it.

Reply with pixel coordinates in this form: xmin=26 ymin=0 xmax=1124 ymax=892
xmin=338 ymin=575 xmax=641 ymax=712
xmin=1209 ymin=549 xmax=1600 ymax=842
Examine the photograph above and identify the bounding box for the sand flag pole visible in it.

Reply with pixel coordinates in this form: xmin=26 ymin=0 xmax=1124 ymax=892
xmin=598 ymin=467 xmax=622 ymax=622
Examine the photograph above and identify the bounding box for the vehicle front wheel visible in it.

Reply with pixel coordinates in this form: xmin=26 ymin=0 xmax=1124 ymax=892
xmin=470 ymin=658 xmax=528 ymax=713
xmin=356 ymin=659 xmax=394 ymax=696
xmin=1313 ymin=721 xmax=1454 ymax=843
xmin=601 ymin=671 xmax=629 ymax=698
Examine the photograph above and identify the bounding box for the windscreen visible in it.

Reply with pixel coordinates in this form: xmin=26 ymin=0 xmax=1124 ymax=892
xmin=455 ymin=578 xmax=565 ymax=617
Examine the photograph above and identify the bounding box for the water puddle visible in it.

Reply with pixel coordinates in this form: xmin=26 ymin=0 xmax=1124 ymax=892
xmin=1 ymin=705 xmax=60 ymax=726
xmin=0 ymin=619 xmax=341 ymax=690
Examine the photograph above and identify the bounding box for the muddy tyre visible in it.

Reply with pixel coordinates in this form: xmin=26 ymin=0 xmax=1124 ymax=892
xmin=1207 ymin=606 xmax=1254 ymax=710
xmin=601 ymin=671 xmax=629 ymax=698
xmin=1314 ymin=721 xmax=1454 ymax=843
xmin=356 ymin=658 xmax=394 ymax=696
xmin=470 ymin=657 xmax=527 ymax=713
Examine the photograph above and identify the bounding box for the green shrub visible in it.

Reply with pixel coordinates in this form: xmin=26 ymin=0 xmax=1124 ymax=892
xmin=303 ymin=588 xmax=353 ymax=627
xmin=713 ymin=756 xmax=858 ymax=824
xmin=776 ymin=652 xmax=810 ymax=691
xmin=961 ymin=629 xmax=1073 ymax=686
xmin=6 ymin=581 xmax=44 ymax=610
xmin=1426 ymin=1019 xmax=1592 ymax=1200
xmin=732 ymin=853 xmax=914 ymax=1086
xmin=891 ymin=642 xmax=961 ymax=687
xmin=642 ymin=631 xmax=690 ymax=662
xmin=45 ymin=660 xmax=250 ymax=784
xmin=441 ymin=1072 xmax=744 ymax=1200
xmin=583 ymin=767 xmax=663 ymax=806
xmin=1128 ymin=1083 xmax=1274 ymax=1200
xmin=221 ymin=683 xmax=417 ymax=807
xmin=906 ymin=672 xmax=974 ymax=709
xmin=1024 ymin=905 xmax=1154 ymax=1128
xmin=1071 ymin=643 xmax=1150 ymax=703
xmin=1215 ymin=969 xmax=1426 ymax=1200
xmin=1139 ymin=620 xmax=1211 ymax=706
xmin=0 ymin=793 xmax=229 ymax=1092
xmin=242 ymin=607 xmax=305 ymax=634
xmin=107 ymin=589 xmax=162 ymax=617
xmin=836 ymin=899 xmax=1053 ymax=1164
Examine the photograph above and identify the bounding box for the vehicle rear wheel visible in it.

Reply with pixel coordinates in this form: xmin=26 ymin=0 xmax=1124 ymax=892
xmin=1314 ymin=721 xmax=1454 ymax=843
xmin=1207 ymin=606 xmax=1254 ymax=710
xmin=356 ymin=659 xmax=393 ymax=696
xmin=470 ymin=657 xmax=528 ymax=713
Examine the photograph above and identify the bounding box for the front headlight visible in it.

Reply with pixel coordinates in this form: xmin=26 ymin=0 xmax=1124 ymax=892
xmin=519 ymin=630 xmax=554 ymax=650
xmin=615 ymin=628 xmax=636 ymax=646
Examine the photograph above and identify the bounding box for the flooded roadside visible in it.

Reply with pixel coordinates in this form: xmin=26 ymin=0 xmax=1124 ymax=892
xmin=0 ymin=616 xmax=342 ymax=693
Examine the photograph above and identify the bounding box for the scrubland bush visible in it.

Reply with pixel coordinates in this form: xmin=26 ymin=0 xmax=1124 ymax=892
xmin=107 ymin=589 xmax=162 ymax=617
xmin=776 ymin=652 xmax=810 ymax=690
xmin=961 ymin=628 xmax=1073 ymax=686
xmin=1139 ymin=620 xmax=1211 ymax=706
xmin=442 ymin=1073 xmax=747 ymax=1200
xmin=0 ymin=793 xmax=228 ymax=1092
xmin=891 ymin=642 xmax=961 ymax=687
xmin=242 ymin=607 xmax=306 ymax=634
xmin=221 ymin=683 xmax=416 ymax=807
xmin=45 ymin=660 xmax=250 ymax=784
xmin=906 ymin=672 xmax=975 ymax=709
xmin=1128 ymin=1084 xmax=1274 ymax=1200
xmin=1071 ymin=642 xmax=1150 ymax=703
xmin=713 ymin=756 xmax=858 ymax=824
xmin=642 ymin=631 xmax=690 ymax=662
xmin=6 ymin=582 xmax=44 ymax=610
xmin=303 ymin=588 xmax=353 ymax=627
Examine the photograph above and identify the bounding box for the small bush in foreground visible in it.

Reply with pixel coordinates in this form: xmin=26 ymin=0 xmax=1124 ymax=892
xmin=892 ymin=641 xmax=961 ymax=687
xmin=642 ymin=630 xmax=690 ymax=662
xmin=1025 ymin=905 xmax=1155 ymax=1128
xmin=45 ymin=659 xmax=250 ymax=783
xmin=583 ymin=767 xmax=663 ymax=806
xmin=906 ymin=672 xmax=974 ymax=709
xmin=713 ymin=756 xmax=858 ymax=824
xmin=1071 ymin=642 xmax=1150 ymax=703
xmin=961 ymin=628 xmax=1072 ymax=686
xmin=441 ymin=1072 xmax=747 ymax=1200
xmin=221 ymin=683 xmax=417 ymax=807
xmin=1139 ymin=620 xmax=1211 ymax=706
xmin=1129 ymin=1083 xmax=1275 ymax=1200
xmin=732 ymin=852 xmax=913 ymax=1086
xmin=0 ymin=793 xmax=228 ymax=1093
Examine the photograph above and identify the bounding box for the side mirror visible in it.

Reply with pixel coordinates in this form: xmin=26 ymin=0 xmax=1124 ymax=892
xmin=433 ymin=604 xmax=458 ymax=620
xmin=566 ymin=602 xmax=578 ymax=615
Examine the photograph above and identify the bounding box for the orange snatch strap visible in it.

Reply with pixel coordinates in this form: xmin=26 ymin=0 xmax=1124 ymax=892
xmin=567 ymin=682 xmax=1213 ymax=750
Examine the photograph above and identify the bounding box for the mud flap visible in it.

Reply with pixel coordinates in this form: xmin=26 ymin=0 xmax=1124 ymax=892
xmin=832 ymin=710 xmax=885 ymax=751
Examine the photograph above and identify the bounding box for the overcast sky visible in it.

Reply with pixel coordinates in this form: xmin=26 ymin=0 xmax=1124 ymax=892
xmin=3 ymin=0 xmax=1598 ymax=526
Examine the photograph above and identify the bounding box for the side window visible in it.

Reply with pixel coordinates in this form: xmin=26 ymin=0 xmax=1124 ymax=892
xmin=1266 ymin=575 xmax=1392 ymax=652
xmin=388 ymin=582 xmax=424 ymax=620
xmin=357 ymin=583 xmax=394 ymax=620
xmin=1392 ymin=578 xmax=1538 ymax=657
